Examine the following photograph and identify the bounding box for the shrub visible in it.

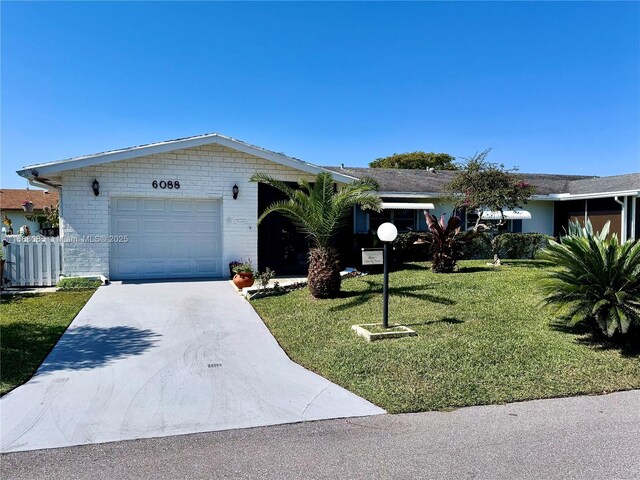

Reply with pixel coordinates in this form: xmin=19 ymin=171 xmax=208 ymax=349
xmin=495 ymin=233 xmax=552 ymax=259
xmin=57 ymin=277 xmax=102 ymax=290
xmin=392 ymin=232 xmax=428 ymax=263
xmin=462 ymin=233 xmax=492 ymax=259
xmin=424 ymin=212 xmax=480 ymax=273
xmin=540 ymin=220 xmax=640 ymax=338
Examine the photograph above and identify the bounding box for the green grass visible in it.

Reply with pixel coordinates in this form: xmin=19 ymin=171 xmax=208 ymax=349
xmin=57 ymin=277 xmax=103 ymax=289
xmin=252 ymin=260 xmax=640 ymax=413
xmin=0 ymin=290 xmax=96 ymax=395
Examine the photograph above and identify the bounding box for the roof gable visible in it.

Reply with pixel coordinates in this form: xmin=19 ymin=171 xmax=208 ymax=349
xmin=17 ymin=133 xmax=355 ymax=184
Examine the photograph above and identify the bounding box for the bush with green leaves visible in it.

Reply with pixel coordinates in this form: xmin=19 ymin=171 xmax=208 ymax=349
xmin=462 ymin=233 xmax=492 ymax=259
xmin=57 ymin=277 xmax=102 ymax=290
xmin=540 ymin=220 xmax=640 ymax=338
xmin=495 ymin=233 xmax=552 ymax=259
xmin=391 ymin=232 xmax=428 ymax=263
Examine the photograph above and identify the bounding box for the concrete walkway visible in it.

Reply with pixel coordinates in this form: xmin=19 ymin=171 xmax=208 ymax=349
xmin=3 ymin=390 xmax=638 ymax=479
xmin=0 ymin=280 xmax=383 ymax=453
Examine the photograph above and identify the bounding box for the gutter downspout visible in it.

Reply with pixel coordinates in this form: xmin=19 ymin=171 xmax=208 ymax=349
xmin=614 ymin=196 xmax=626 ymax=242
xmin=632 ymin=196 xmax=637 ymax=241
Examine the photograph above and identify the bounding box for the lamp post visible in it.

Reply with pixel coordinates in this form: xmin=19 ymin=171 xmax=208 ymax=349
xmin=377 ymin=222 xmax=398 ymax=329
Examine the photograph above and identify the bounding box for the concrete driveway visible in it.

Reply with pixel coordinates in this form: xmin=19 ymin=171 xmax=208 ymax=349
xmin=0 ymin=280 xmax=383 ymax=453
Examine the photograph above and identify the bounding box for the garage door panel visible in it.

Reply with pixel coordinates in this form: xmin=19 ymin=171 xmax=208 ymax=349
xmin=197 ymin=260 xmax=219 ymax=274
xmin=138 ymin=260 xmax=168 ymax=276
xmin=194 ymin=201 xmax=218 ymax=213
xmin=169 ymin=200 xmax=192 ymax=212
xmin=110 ymin=197 xmax=222 ymax=280
xmin=112 ymin=243 xmax=140 ymax=259
xmin=142 ymin=199 xmax=165 ymax=212
xmin=195 ymin=222 xmax=217 ymax=234
xmin=113 ymin=218 xmax=139 ymax=234
xmin=142 ymin=221 xmax=166 ymax=234
xmin=113 ymin=198 xmax=138 ymax=212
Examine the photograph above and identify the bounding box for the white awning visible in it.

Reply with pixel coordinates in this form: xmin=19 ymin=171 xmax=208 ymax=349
xmin=478 ymin=209 xmax=532 ymax=220
xmin=381 ymin=202 xmax=435 ymax=210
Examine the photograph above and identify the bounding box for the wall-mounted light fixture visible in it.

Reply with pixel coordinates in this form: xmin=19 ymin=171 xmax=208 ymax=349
xmin=232 ymin=183 xmax=239 ymax=200
xmin=92 ymin=179 xmax=100 ymax=197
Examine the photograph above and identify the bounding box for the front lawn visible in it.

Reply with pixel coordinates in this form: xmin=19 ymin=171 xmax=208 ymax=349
xmin=252 ymin=260 xmax=640 ymax=413
xmin=0 ymin=290 xmax=96 ymax=395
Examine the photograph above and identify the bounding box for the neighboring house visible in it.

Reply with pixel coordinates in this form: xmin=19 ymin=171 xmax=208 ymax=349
xmin=326 ymin=167 xmax=640 ymax=242
xmin=15 ymin=133 xmax=639 ymax=280
xmin=0 ymin=189 xmax=59 ymax=235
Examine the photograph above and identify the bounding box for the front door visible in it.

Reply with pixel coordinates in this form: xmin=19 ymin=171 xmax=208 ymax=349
xmin=257 ymin=183 xmax=309 ymax=275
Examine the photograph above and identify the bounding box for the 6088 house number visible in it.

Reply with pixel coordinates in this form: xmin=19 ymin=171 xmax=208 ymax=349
xmin=152 ymin=180 xmax=180 ymax=189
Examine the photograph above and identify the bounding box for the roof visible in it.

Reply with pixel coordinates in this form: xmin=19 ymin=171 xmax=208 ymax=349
xmin=0 ymin=189 xmax=59 ymax=210
xmin=324 ymin=167 xmax=599 ymax=196
xmin=16 ymin=133 xmax=356 ymax=186
xmin=567 ymin=173 xmax=640 ymax=195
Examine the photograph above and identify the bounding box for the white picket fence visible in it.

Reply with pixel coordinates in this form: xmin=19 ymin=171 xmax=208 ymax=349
xmin=2 ymin=235 xmax=62 ymax=287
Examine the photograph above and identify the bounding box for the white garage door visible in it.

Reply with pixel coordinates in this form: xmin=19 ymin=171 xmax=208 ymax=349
xmin=110 ymin=197 xmax=222 ymax=280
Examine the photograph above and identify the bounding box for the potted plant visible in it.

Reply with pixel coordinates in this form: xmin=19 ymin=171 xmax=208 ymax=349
xmin=22 ymin=200 xmax=33 ymax=213
xmin=232 ymin=262 xmax=255 ymax=289
xmin=228 ymin=260 xmax=242 ymax=278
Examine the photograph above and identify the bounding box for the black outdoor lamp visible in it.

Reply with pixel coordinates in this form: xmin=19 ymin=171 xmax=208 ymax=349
xmin=232 ymin=183 xmax=239 ymax=200
xmin=377 ymin=222 xmax=398 ymax=329
xmin=92 ymin=179 xmax=100 ymax=197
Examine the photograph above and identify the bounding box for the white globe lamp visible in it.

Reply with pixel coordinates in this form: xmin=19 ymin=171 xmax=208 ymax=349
xmin=377 ymin=222 xmax=398 ymax=243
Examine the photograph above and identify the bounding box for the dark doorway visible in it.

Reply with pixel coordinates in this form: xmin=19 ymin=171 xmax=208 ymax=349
xmin=258 ymin=183 xmax=310 ymax=275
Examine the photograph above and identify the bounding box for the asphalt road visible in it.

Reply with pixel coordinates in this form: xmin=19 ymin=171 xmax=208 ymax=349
xmin=3 ymin=390 xmax=639 ymax=479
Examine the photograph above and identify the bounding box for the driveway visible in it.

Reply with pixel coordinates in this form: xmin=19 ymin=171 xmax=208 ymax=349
xmin=0 ymin=280 xmax=383 ymax=453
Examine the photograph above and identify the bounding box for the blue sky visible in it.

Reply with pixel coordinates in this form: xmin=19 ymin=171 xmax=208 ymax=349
xmin=2 ymin=1 xmax=639 ymax=188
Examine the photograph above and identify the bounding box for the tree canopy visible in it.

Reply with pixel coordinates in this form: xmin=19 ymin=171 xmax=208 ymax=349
xmin=369 ymin=151 xmax=457 ymax=170
xmin=444 ymin=149 xmax=536 ymax=229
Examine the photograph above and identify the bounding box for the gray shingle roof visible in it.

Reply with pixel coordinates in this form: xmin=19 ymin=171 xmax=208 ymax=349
xmin=567 ymin=173 xmax=640 ymax=195
xmin=323 ymin=167 xmax=624 ymax=196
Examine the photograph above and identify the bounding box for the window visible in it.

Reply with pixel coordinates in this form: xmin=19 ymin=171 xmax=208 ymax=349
xmin=466 ymin=212 xmax=522 ymax=233
xmin=368 ymin=209 xmax=416 ymax=233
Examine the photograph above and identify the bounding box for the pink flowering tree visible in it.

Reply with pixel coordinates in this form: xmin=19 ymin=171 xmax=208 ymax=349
xmin=445 ymin=149 xmax=536 ymax=230
xmin=444 ymin=150 xmax=536 ymax=263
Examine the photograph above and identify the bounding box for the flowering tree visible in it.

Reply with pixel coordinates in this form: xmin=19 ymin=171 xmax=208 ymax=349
xmin=444 ymin=150 xmax=536 ymax=264
xmin=445 ymin=149 xmax=536 ymax=231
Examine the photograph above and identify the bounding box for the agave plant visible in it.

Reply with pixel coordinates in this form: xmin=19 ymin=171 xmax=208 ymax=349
xmin=251 ymin=172 xmax=381 ymax=299
xmin=424 ymin=212 xmax=479 ymax=273
xmin=540 ymin=220 xmax=640 ymax=337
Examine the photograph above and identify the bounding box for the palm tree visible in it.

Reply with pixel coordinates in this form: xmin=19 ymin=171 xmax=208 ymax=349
xmin=251 ymin=171 xmax=382 ymax=298
xmin=540 ymin=220 xmax=640 ymax=337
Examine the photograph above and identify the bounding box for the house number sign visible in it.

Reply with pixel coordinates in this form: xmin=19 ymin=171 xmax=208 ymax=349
xmin=152 ymin=180 xmax=180 ymax=189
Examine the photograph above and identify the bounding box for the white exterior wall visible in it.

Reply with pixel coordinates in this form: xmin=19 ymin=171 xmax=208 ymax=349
xmin=521 ymin=200 xmax=554 ymax=235
xmin=59 ymin=144 xmax=313 ymax=278
xmin=1 ymin=211 xmax=42 ymax=236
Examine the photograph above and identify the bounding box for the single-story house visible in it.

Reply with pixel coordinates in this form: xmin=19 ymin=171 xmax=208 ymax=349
xmin=0 ymin=188 xmax=59 ymax=236
xmin=325 ymin=167 xmax=640 ymax=240
xmin=16 ymin=133 xmax=639 ymax=280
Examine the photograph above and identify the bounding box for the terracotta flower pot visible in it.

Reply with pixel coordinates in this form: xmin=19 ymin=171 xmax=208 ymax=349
xmin=233 ymin=272 xmax=255 ymax=289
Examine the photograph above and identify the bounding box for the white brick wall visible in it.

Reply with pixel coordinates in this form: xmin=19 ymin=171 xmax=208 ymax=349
xmin=59 ymin=144 xmax=313 ymax=278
